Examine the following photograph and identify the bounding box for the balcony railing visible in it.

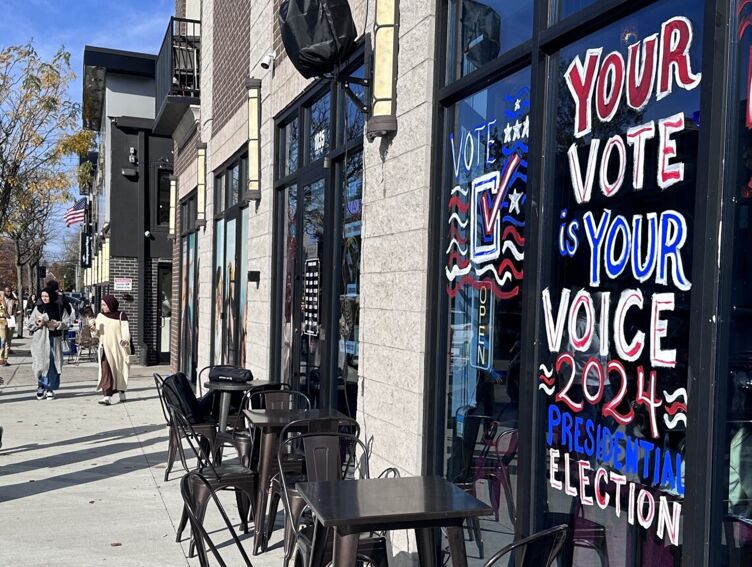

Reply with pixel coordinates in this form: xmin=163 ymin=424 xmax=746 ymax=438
xmin=155 ymin=17 xmax=201 ymax=133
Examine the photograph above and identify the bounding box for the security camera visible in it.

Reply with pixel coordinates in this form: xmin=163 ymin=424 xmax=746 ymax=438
xmin=260 ymin=52 xmax=275 ymax=70
xmin=144 ymin=230 xmax=152 ymax=239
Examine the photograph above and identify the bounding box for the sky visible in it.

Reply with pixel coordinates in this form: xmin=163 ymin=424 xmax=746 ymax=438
xmin=3 ymin=0 xmax=175 ymax=259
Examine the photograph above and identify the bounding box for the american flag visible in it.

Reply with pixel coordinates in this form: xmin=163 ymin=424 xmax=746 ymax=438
xmin=63 ymin=198 xmax=87 ymax=228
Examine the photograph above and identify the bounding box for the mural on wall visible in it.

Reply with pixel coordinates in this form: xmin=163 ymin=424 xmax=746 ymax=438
xmin=445 ymin=90 xmax=529 ymax=301
xmin=541 ymin=15 xmax=701 ymax=546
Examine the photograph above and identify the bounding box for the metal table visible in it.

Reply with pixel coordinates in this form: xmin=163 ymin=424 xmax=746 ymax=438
xmin=203 ymin=379 xmax=268 ymax=432
xmin=296 ymin=476 xmax=493 ymax=567
xmin=243 ymin=407 xmax=348 ymax=555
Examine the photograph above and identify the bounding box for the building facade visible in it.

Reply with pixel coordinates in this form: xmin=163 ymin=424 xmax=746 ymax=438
xmin=156 ymin=0 xmax=752 ymax=565
xmin=81 ymin=47 xmax=174 ymax=365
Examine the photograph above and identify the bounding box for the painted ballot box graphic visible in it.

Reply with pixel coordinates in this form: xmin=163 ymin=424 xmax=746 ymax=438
xmin=539 ymin=12 xmax=702 ymax=549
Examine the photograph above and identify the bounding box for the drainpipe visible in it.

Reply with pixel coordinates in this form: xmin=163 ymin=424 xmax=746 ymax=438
xmin=137 ymin=130 xmax=147 ymax=364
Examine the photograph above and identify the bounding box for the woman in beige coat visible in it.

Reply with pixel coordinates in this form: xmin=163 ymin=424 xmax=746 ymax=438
xmin=91 ymin=295 xmax=131 ymax=405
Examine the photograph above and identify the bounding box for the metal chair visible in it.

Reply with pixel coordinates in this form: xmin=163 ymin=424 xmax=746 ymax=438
xmin=214 ymin=383 xmax=294 ymax=468
xmin=279 ymin=431 xmax=388 ymax=567
xmin=168 ymin=403 xmax=258 ymax=558
xmin=154 ymin=373 xmax=217 ymax=481
xmin=483 ymin=524 xmax=569 ymax=567
xmin=265 ymin=416 xmax=361 ymax=565
xmin=180 ymin=472 xmax=254 ymax=567
xmin=451 ymin=410 xmax=500 ymax=558
xmin=248 ymin=389 xmax=311 ymax=411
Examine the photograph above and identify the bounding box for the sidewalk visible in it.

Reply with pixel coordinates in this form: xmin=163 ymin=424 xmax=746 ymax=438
xmin=0 ymin=336 xmax=284 ymax=566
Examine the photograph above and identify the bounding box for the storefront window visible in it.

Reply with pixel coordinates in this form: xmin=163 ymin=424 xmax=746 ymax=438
xmin=446 ymin=0 xmax=534 ymax=82
xmin=309 ymin=92 xmax=331 ymax=163
xmin=719 ymin=2 xmax=752 ymax=562
xmin=339 ymin=66 xmax=366 ymax=144
xmin=211 ymin=153 xmax=249 ymax=366
xmin=180 ymin=193 xmax=199 ymax=381
xmin=213 ymin=218 xmax=225 ymax=364
xmin=283 ymin=118 xmax=300 ymax=176
xmin=280 ymin=184 xmax=298 ymax=382
xmin=541 ymin=1 xmax=702 ymax=564
xmin=442 ymin=67 xmax=531 ymax=559
xmin=338 ymin=151 xmax=362 ymax=417
xmin=553 ymin=0 xmax=599 ymax=22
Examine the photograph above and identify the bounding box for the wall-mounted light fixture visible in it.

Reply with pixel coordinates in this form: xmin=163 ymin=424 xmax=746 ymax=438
xmin=168 ymin=175 xmax=177 ymax=239
xmin=196 ymin=142 xmax=207 ymax=226
xmin=245 ymin=78 xmax=262 ymax=202
xmin=367 ymin=0 xmax=399 ymax=141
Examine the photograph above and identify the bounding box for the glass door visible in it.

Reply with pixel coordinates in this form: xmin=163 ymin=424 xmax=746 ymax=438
xmin=278 ymin=176 xmax=328 ymax=405
xmin=158 ymin=264 xmax=172 ymax=364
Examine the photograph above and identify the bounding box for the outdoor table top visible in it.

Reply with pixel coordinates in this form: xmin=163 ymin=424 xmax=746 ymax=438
xmin=203 ymin=379 xmax=269 ymax=392
xmin=296 ymin=476 xmax=493 ymax=533
xmin=243 ymin=407 xmax=348 ymax=429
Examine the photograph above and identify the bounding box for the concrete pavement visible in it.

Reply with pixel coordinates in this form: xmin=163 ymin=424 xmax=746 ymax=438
xmin=0 ymin=335 xmax=284 ymax=566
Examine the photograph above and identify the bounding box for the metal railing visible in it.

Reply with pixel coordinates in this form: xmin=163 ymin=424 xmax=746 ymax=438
xmin=156 ymin=17 xmax=201 ymax=113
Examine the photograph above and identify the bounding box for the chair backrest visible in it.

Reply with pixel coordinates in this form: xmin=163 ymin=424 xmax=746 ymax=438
xmin=166 ymin=402 xmax=219 ymax=478
xmin=153 ymin=373 xmax=171 ymax=426
xmin=281 ymin=415 xmax=360 ymax=438
xmin=180 ymin=472 xmax=253 ymax=567
xmin=246 ymin=382 xmax=292 ymax=407
xmin=483 ymin=524 xmax=569 ymax=567
xmin=277 ymin=431 xmax=370 ymax=524
xmin=249 ymin=389 xmax=310 ymax=411
xmin=163 ymin=372 xmax=205 ymax=424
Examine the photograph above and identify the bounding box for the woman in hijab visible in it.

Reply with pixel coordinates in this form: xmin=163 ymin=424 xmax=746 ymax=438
xmin=91 ymin=295 xmax=131 ymax=405
xmin=28 ymin=287 xmax=72 ymax=399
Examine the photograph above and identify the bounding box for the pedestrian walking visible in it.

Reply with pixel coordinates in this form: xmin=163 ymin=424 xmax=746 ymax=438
xmin=91 ymin=295 xmax=131 ymax=405
xmin=28 ymin=287 xmax=72 ymax=399
xmin=3 ymin=286 xmax=18 ymax=353
xmin=0 ymin=291 xmax=8 ymax=366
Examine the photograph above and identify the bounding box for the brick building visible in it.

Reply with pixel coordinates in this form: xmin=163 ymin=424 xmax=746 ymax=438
xmin=80 ymin=47 xmax=174 ymax=365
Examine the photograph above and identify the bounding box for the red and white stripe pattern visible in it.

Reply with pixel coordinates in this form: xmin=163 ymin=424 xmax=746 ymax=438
xmin=63 ymin=198 xmax=87 ymax=228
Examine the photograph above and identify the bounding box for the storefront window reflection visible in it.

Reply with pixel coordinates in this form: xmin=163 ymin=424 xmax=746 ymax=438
xmin=543 ymin=1 xmax=702 ymax=564
xmin=720 ymin=2 xmax=752 ymax=562
xmin=443 ymin=68 xmax=531 ymax=560
xmin=553 ymin=0 xmax=599 ymax=22
xmin=338 ymin=151 xmax=362 ymax=418
xmin=446 ymin=0 xmax=533 ymax=82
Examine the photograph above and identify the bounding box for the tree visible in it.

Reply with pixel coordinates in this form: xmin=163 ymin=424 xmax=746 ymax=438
xmin=0 ymin=43 xmax=93 ymax=227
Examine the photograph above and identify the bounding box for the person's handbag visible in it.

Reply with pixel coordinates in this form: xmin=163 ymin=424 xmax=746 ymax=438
xmin=119 ymin=312 xmax=137 ymax=365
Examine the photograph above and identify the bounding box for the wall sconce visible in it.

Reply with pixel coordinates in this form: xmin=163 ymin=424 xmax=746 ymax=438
xmin=128 ymin=147 xmax=137 ymax=164
xmin=196 ymin=142 xmax=207 ymax=226
xmin=245 ymin=78 xmax=262 ymax=202
xmin=367 ymin=0 xmax=399 ymax=141
xmin=168 ymin=175 xmax=177 ymax=239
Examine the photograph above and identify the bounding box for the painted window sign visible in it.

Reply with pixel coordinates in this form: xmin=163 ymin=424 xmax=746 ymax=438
xmin=445 ymin=91 xmax=529 ymax=302
xmin=542 ymin=7 xmax=702 ymax=555
xmin=442 ymin=70 xmax=530 ymax=554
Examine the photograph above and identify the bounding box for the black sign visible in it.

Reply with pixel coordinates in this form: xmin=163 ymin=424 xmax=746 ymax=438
xmin=80 ymin=229 xmax=92 ymax=268
xmin=303 ymin=259 xmax=320 ymax=336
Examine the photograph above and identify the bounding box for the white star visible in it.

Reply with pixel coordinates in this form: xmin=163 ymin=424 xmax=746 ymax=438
xmin=508 ymin=189 xmax=523 ymax=215
xmin=522 ymin=115 xmax=530 ymax=138
xmin=512 ymin=120 xmax=522 ymax=141
xmin=503 ymin=122 xmax=513 ymax=144
xmin=514 ymin=98 xmax=521 ymax=111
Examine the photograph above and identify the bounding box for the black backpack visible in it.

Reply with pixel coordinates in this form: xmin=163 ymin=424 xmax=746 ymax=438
xmin=162 ymin=372 xmax=207 ymax=424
